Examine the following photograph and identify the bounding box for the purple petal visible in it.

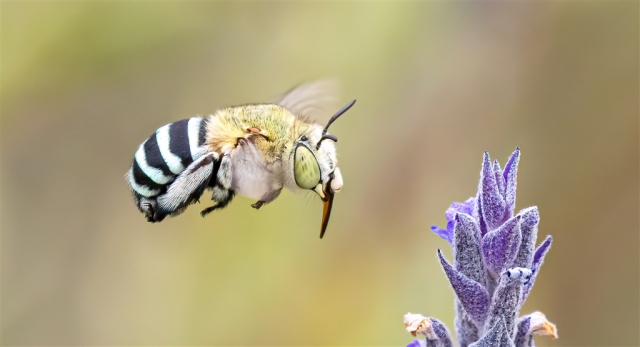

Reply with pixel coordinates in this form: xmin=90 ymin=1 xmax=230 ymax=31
xmin=432 ymin=198 xmax=476 ymax=245
xmin=513 ymin=207 xmax=539 ymax=269
xmin=479 ymin=152 xmax=508 ymax=231
xmin=453 ymin=213 xmax=487 ymax=285
xmin=503 ymin=148 xmax=520 ymax=218
xmin=431 ymin=225 xmax=452 ymax=244
xmin=438 ymin=250 xmax=489 ymax=323
xmin=522 ymin=236 xmax=552 ymax=303
xmin=494 ymin=159 xmax=506 ymax=197
xmin=407 ymin=339 xmax=426 ymax=347
xmin=482 ymin=216 xmax=522 ymax=275
xmin=446 ymin=200 xmax=474 ymax=221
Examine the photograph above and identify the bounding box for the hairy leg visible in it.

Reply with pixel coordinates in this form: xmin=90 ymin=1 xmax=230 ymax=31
xmin=201 ymin=154 xmax=235 ymax=217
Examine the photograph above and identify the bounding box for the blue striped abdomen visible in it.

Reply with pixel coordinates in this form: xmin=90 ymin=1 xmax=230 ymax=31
xmin=128 ymin=116 xmax=207 ymax=198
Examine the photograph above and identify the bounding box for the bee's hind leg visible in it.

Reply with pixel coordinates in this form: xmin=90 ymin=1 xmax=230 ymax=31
xmin=251 ymin=189 xmax=282 ymax=210
xmin=200 ymin=188 xmax=235 ymax=217
xmin=139 ymin=198 xmax=168 ymax=223
xmin=137 ymin=197 xmax=158 ymax=222
xmin=201 ymin=154 xmax=235 ymax=217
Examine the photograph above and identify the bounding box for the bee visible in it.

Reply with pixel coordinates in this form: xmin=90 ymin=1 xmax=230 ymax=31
xmin=125 ymin=81 xmax=354 ymax=238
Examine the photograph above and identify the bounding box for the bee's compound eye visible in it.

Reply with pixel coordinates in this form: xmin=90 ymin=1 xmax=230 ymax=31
xmin=294 ymin=145 xmax=321 ymax=189
xmin=301 ymin=135 xmax=308 ymax=142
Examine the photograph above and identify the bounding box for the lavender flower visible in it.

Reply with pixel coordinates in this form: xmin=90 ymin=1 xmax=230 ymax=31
xmin=405 ymin=149 xmax=557 ymax=347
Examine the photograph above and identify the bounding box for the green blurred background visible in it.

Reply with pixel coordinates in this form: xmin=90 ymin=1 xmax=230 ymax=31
xmin=2 ymin=2 xmax=638 ymax=346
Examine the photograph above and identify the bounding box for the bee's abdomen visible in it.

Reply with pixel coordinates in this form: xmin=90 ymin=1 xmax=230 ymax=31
xmin=128 ymin=116 xmax=208 ymax=198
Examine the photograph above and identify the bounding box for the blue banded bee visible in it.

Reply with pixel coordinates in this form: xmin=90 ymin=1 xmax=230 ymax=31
xmin=126 ymin=81 xmax=354 ymax=238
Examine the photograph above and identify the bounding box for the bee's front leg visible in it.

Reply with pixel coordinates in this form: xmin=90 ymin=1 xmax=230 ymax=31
xmin=251 ymin=189 xmax=282 ymax=210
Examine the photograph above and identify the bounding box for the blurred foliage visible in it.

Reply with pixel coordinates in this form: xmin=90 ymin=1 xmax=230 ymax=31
xmin=2 ymin=2 xmax=638 ymax=346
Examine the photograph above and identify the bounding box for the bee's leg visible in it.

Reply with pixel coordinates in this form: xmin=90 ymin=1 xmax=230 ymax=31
xmin=138 ymin=197 xmax=158 ymax=222
xmin=200 ymin=189 xmax=235 ymax=217
xmin=251 ymin=189 xmax=282 ymax=210
xmin=155 ymin=153 xmax=217 ymax=220
xmin=201 ymin=154 xmax=235 ymax=217
xmin=133 ymin=192 xmax=164 ymax=223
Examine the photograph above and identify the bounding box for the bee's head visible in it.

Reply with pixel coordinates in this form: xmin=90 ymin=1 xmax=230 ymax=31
xmin=290 ymin=100 xmax=355 ymax=238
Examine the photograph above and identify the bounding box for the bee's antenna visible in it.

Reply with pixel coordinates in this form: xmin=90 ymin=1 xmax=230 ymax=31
xmin=318 ymin=99 xmax=356 ymax=149
xmin=322 ymin=99 xmax=356 ymax=135
xmin=319 ymin=134 xmax=338 ymax=143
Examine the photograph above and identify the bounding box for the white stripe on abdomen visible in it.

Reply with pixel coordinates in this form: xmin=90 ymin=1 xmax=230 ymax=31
xmin=188 ymin=117 xmax=205 ymax=161
xmin=126 ymin=169 xmax=161 ymax=197
xmin=134 ymin=142 xmax=174 ymax=184
xmin=156 ymin=124 xmax=184 ymax=174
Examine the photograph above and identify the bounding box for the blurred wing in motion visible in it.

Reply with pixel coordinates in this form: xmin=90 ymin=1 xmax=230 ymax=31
xmin=276 ymin=79 xmax=341 ymax=123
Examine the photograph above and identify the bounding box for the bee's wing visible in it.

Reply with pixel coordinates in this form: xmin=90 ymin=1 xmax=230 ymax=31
xmin=276 ymin=79 xmax=341 ymax=123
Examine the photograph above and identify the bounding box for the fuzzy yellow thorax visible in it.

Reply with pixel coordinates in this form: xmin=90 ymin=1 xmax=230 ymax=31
xmin=205 ymin=104 xmax=313 ymax=162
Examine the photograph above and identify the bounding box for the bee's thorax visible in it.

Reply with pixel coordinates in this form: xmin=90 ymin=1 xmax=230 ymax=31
xmin=205 ymin=104 xmax=296 ymax=159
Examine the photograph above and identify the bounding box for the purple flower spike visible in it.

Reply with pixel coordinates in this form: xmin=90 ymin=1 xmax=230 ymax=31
xmin=503 ymin=148 xmax=520 ymax=218
xmin=406 ymin=149 xmax=556 ymax=347
xmin=479 ymin=152 xmax=507 ymax=231
xmin=438 ymin=250 xmax=489 ymax=323
xmin=482 ymin=216 xmax=522 ymax=275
